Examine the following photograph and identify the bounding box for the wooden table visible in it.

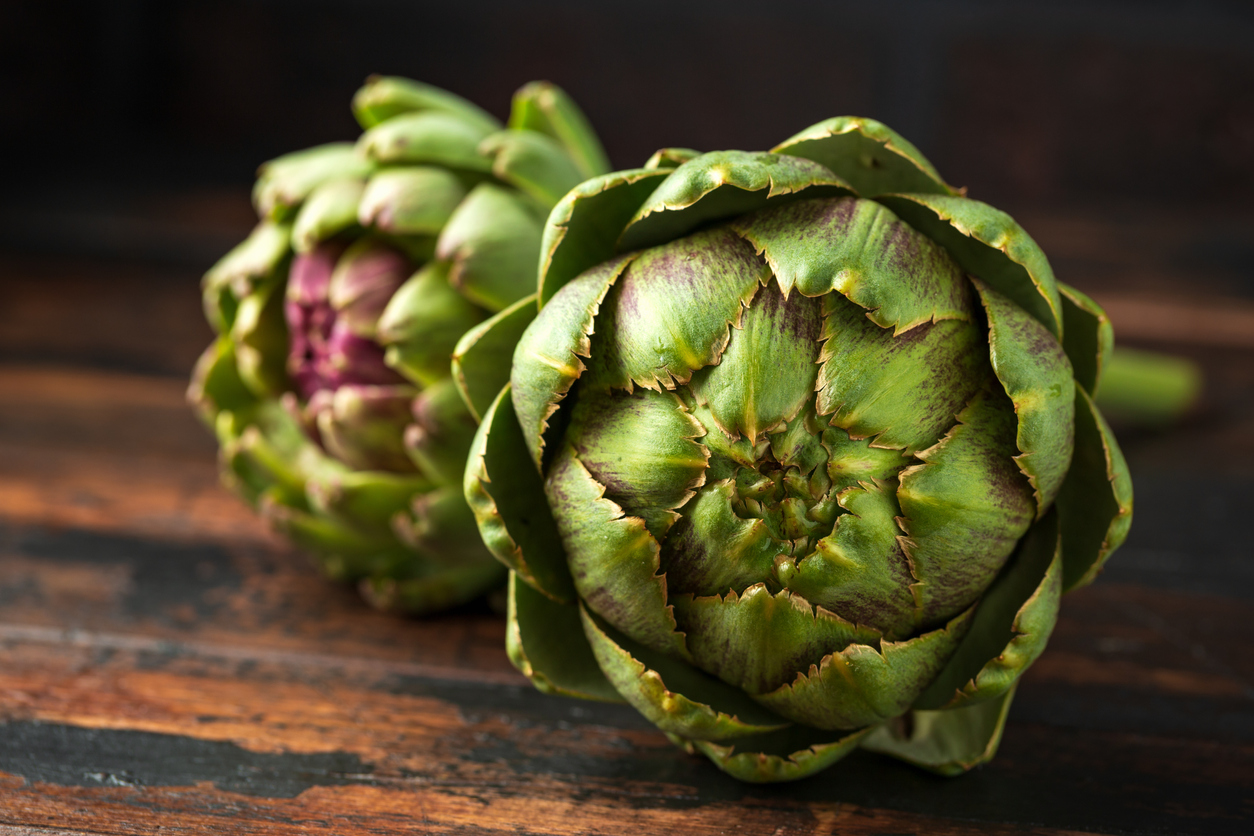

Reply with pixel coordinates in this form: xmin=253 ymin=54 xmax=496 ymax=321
xmin=1 ymin=197 xmax=1252 ymax=834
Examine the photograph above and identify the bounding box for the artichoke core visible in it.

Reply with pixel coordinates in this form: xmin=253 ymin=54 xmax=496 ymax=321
xmin=284 ymin=240 xmax=421 ymax=473
xmin=539 ymin=197 xmax=1064 ymax=679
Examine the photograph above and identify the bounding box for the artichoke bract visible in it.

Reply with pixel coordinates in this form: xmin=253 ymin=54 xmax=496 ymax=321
xmin=189 ymin=77 xmax=608 ymax=614
xmin=464 ymin=120 xmax=1132 ymax=781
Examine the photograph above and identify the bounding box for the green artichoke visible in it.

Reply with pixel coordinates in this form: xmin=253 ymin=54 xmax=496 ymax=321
xmin=464 ymin=119 xmax=1132 ymax=781
xmin=189 ymin=77 xmax=608 ymax=614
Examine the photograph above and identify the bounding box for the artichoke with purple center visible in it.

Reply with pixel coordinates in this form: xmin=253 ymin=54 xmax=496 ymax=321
xmin=189 ymin=77 xmax=608 ymax=613
xmin=464 ymin=121 xmax=1132 ymax=780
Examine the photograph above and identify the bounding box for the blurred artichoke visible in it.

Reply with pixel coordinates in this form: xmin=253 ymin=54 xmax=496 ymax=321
xmin=464 ymin=120 xmax=1132 ymax=780
xmin=190 ymin=77 xmax=607 ymax=614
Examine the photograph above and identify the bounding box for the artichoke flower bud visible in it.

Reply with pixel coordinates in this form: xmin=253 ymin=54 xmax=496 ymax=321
xmin=466 ymin=118 xmax=1133 ymax=779
xmin=193 ymin=77 xmax=609 ymax=614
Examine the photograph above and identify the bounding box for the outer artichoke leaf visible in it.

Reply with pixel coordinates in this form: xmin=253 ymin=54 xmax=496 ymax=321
xmin=644 ymin=148 xmax=701 ymax=170
xmin=393 ymin=484 xmax=500 ymax=569
xmin=378 ymin=261 xmax=485 ymax=387
xmin=1057 ymin=385 xmax=1133 ymax=591
xmin=188 ymin=338 xmax=258 ymax=425
xmin=253 ymin=143 xmax=374 ymax=221
xmin=203 ymin=221 xmax=291 ymax=303
xmin=581 ymin=604 xmax=791 ymax=741
xmin=405 ymin=378 xmax=481 ymax=486
xmin=481 ymin=128 xmax=588 ymax=209
xmin=218 ymin=419 xmax=307 ymax=507
xmin=358 ymin=111 xmax=495 ymax=172
xmin=756 ymin=606 xmax=975 ymax=731
xmin=565 ymin=388 xmax=708 ymax=541
xmin=913 ymin=509 xmax=1062 ymax=710
xmin=437 ymin=183 xmax=546 ymax=312
xmin=292 ymin=177 xmax=366 ymax=252
xmin=304 ymin=467 xmax=434 ymax=530
xmin=513 ymin=255 xmax=629 ymax=469
xmin=786 ymin=481 xmax=918 ymax=639
xmin=1059 ymin=283 xmax=1114 ymax=396
xmin=731 ymin=196 xmax=972 ymax=331
xmin=260 ymin=495 xmax=407 ymax=576
xmin=539 ymin=168 xmax=672 ymax=305
xmin=547 ymin=443 xmax=690 ymax=661
xmin=248 ymin=399 xmax=357 ymax=490
xmin=878 ymin=193 xmax=1063 ymax=339
xmin=862 ymin=684 xmax=1016 ymax=776
xmin=618 ymin=151 xmax=852 ymax=254
xmin=314 ymin=384 xmax=419 ymax=474
xmin=508 ymin=573 xmax=624 ymax=702
xmin=974 ymin=279 xmax=1076 ymax=515
xmin=773 ymin=117 xmax=956 ymax=199
xmin=689 ymin=280 xmax=822 ymax=442
xmin=452 ymin=293 xmax=539 ymax=422
xmin=816 ymin=290 xmax=986 ymax=454
xmin=202 ymin=281 xmax=239 ymax=338
xmin=588 ymin=227 xmax=764 ymax=393
xmin=464 ymin=385 xmax=576 ymax=603
xmin=671 ymin=585 xmax=882 ymax=696
xmin=360 ymin=559 xmax=507 ymax=615
xmin=231 ymin=279 xmax=290 ymax=399
xmin=352 ymin=75 xmax=501 ymax=134
xmin=681 ymin=725 xmax=871 ymax=783
xmin=508 ymin=81 xmax=610 ymax=181
xmin=358 ymin=166 xmax=467 ymax=237
xmin=896 ymin=381 xmax=1037 ymax=628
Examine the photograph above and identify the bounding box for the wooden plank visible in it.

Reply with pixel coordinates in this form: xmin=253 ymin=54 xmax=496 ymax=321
xmin=0 ymin=777 xmax=1107 ymax=836
xmin=0 ymin=441 xmax=269 ymax=544
xmin=0 ymin=364 xmax=259 ymax=544
xmin=0 ymin=255 xmax=212 ymax=376
xmin=0 ymin=473 xmax=1250 ymax=836
xmin=0 ymin=632 xmax=1249 ymax=835
xmin=1 ymin=503 xmax=1250 ymax=722
xmin=0 ymin=528 xmax=514 ymax=676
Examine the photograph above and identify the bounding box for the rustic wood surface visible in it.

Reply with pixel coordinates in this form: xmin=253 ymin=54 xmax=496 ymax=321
xmin=1 ymin=198 xmax=1252 ymax=834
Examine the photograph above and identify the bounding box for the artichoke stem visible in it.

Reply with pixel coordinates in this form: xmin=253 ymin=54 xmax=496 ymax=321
xmin=1095 ymin=347 xmax=1202 ymax=427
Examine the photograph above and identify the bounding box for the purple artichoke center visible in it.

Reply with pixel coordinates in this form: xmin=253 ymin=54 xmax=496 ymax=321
xmin=283 ymin=241 xmax=419 ymax=472
xmin=285 ymin=242 xmax=411 ymax=398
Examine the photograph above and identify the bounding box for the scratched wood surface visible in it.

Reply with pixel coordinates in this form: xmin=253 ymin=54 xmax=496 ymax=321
xmin=1 ymin=198 xmax=1253 ymax=834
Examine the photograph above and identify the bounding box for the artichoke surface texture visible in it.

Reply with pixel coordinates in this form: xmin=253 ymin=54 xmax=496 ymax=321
xmin=190 ymin=77 xmax=608 ymax=614
xmin=464 ymin=119 xmax=1132 ymax=781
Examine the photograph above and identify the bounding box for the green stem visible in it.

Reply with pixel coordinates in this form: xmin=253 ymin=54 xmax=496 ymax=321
xmin=1095 ymin=347 xmax=1202 ymax=426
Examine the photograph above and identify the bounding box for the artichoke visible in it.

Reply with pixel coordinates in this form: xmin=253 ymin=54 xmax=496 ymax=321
xmin=189 ymin=77 xmax=608 ymax=614
xmin=464 ymin=120 xmax=1132 ymax=781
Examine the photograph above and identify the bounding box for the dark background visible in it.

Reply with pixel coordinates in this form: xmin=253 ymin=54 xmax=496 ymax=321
xmin=3 ymin=1 xmax=1253 ymax=261
xmin=3 ymin=0 xmax=1253 ymax=200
